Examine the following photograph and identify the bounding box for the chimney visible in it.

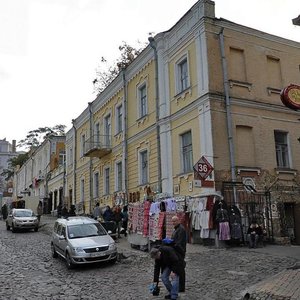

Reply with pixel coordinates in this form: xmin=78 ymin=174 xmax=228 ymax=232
xmin=12 ymin=140 xmax=16 ymax=153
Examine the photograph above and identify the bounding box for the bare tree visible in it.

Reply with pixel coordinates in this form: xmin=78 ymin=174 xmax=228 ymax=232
xmin=93 ymin=41 xmax=147 ymax=94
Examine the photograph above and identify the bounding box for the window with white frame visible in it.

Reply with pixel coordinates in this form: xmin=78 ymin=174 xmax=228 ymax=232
xmin=58 ymin=150 xmax=66 ymax=166
xmin=138 ymin=84 xmax=147 ymax=118
xmin=176 ymin=56 xmax=189 ymax=94
xmin=181 ymin=131 xmax=193 ymax=173
xmin=116 ymin=161 xmax=122 ymax=191
xmin=80 ymin=179 xmax=84 ymax=202
xmin=94 ymin=122 xmax=100 ymax=145
xmin=116 ymin=104 xmax=123 ymax=134
xmin=94 ymin=172 xmax=99 ymax=198
xmin=104 ymin=167 xmax=110 ymax=195
xmin=104 ymin=114 xmax=111 ymax=147
xmin=274 ymin=131 xmax=290 ymax=168
xmin=68 ymin=147 xmax=73 ymax=166
xmin=139 ymin=150 xmax=148 ymax=185
xmin=80 ymin=134 xmax=86 ymax=157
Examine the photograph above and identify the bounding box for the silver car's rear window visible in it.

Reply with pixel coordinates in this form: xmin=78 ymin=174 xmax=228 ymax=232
xmin=67 ymin=223 xmax=107 ymax=239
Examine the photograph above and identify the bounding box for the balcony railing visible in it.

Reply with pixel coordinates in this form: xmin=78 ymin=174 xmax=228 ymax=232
xmin=84 ymin=134 xmax=112 ymax=158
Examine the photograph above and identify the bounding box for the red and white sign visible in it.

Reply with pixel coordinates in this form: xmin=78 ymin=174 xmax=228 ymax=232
xmin=280 ymin=84 xmax=300 ymax=110
xmin=193 ymin=156 xmax=214 ymax=180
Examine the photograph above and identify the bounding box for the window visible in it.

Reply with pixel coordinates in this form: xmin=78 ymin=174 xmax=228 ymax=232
xmin=138 ymin=84 xmax=147 ymax=118
xmin=274 ymin=131 xmax=290 ymax=168
xmin=116 ymin=161 xmax=122 ymax=191
xmin=80 ymin=134 xmax=86 ymax=157
xmin=80 ymin=179 xmax=84 ymax=202
xmin=181 ymin=131 xmax=193 ymax=173
xmin=104 ymin=114 xmax=111 ymax=147
xmin=94 ymin=172 xmax=99 ymax=198
xmin=140 ymin=150 xmax=148 ymax=184
xmin=58 ymin=150 xmax=66 ymax=166
xmin=116 ymin=105 xmax=123 ymax=134
xmin=229 ymin=47 xmax=246 ymax=81
xmin=94 ymin=122 xmax=100 ymax=145
xmin=68 ymin=147 xmax=73 ymax=166
xmin=104 ymin=167 xmax=110 ymax=195
xmin=267 ymin=56 xmax=282 ymax=88
xmin=176 ymin=56 xmax=189 ymax=93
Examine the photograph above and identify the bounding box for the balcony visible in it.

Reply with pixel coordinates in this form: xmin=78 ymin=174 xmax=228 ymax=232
xmin=84 ymin=134 xmax=112 ymax=158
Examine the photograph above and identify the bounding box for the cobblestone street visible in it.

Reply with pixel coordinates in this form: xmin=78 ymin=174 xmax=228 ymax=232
xmin=0 ymin=218 xmax=298 ymax=300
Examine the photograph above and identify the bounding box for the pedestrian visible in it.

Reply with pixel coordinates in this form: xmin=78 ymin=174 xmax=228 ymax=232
xmin=150 ymin=246 xmax=184 ymax=300
xmin=103 ymin=205 xmax=113 ymax=222
xmin=57 ymin=202 xmax=62 ymax=218
xmin=93 ymin=202 xmax=101 ymax=220
xmin=62 ymin=204 xmax=68 ymax=218
xmin=1 ymin=203 xmax=8 ymax=220
xmin=122 ymin=205 xmax=128 ymax=237
xmin=171 ymin=215 xmax=187 ymax=292
xmin=113 ymin=205 xmax=123 ymax=238
xmin=36 ymin=201 xmax=43 ymax=222
xmin=247 ymin=220 xmax=263 ymax=248
xmin=68 ymin=204 xmax=76 ymax=216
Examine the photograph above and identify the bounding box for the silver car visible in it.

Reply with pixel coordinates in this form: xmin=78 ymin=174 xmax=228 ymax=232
xmin=6 ymin=208 xmax=39 ymax=232
xmin=51 ymin=216 xmax=117 ymax=269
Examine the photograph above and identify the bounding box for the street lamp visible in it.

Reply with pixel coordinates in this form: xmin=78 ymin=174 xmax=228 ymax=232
xmin=292 ymin=15 xmax=300 ymax=26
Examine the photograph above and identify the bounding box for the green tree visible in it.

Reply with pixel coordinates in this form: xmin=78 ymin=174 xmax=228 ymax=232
xmin=17 ymin=124 xmax=66 ymax=150
xmin=93 ymin=41 xmax=147 ymax=94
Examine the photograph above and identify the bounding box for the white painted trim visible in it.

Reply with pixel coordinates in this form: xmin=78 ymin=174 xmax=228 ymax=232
xmin=198 ymin=102 xmax=214 ymax=180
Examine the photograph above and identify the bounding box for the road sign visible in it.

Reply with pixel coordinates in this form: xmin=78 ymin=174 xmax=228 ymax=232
xmin=193 ymin=156 xmax=213 ymax=180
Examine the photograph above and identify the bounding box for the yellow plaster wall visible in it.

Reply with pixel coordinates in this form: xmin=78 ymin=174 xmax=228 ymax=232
xmin=127 ymin=61 xmax=156 ymax=137
xmin=168 ymin=41 xmax=198 ymax=115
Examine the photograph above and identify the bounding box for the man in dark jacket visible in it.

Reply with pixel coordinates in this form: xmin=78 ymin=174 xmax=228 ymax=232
xmin=171 ymin=216 xmax=187 ymax=292
xmin=150 ymin=246 xmax=183 ymax=300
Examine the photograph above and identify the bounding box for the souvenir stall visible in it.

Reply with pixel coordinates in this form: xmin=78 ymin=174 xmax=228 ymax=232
xmin=187 ymin=191 xmax=243 ymax=247
xmin=127 ymin=193 xmax=188 ymax=250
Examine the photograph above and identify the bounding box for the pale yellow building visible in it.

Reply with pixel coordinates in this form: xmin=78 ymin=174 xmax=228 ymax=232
xmin=66 ymin=0 xmax=300 ymax=244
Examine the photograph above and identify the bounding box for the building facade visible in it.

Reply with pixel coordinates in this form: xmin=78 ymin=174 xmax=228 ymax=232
xmin=13 ymin=136 xmax=66 ymax=214
xmin=41 ymin=0 xmax=300 ymax=244
xmin=0 ymin=139 xmax=18 ymax=207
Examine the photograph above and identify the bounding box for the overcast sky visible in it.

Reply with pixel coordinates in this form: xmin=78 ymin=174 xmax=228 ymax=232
xmin=1 ymin=0 xmax=300 ymax=147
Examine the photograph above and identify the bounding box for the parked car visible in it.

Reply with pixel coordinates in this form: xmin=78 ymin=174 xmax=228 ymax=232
xmin=51 ymin=216 xmax=117 ymax=269
xmin=6 ymin=208 xmax=39 ymax=233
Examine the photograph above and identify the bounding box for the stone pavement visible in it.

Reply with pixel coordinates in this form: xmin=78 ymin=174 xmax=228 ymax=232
xmin=40 ymin=215 xmax=300 ymax=300
xmin=241 ymin=268 xmax=300 ymax=300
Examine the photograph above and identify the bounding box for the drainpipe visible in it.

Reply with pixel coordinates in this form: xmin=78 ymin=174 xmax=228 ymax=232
xmin=219 ymin=28 xmax=237 ymax=203
xmin=122 ymin=69 xmax=129 ymax=204
xmin=72 ymin=119 xmax=77 ymax=206
xmin=88 ymin=102 xmax=93 ymax=214
xmin=148 ymin=37 xmax=162 ymax=193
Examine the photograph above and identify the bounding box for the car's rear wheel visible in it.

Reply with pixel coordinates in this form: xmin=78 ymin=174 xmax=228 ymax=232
xmin=11 ymin=224 xmax=16 ymax=233
xmin=6 ymin=223 xmax=10 ymax=230
xmin=65 ymin=252 xmax=74 ymax=269
xmin=51 ymin=243 xmax=58 ymax=258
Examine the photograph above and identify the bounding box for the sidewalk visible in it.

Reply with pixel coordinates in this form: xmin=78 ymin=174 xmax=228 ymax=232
xmin=241 ymin=267 xmax=300 ymax=300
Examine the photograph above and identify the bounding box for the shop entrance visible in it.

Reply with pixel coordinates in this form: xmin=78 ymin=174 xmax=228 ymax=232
xmin=222 ymin=181 xmax=274 ymax=242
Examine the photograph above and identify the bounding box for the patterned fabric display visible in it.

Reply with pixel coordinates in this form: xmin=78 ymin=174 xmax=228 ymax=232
xmin=143 ymin=201 xmax=151 ymax=236
xmin=157 ymin=212 xmax=166 ymax=240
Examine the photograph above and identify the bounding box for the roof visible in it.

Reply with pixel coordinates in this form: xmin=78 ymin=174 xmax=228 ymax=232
xmin=55 ymin=216 xmax=97 ymax=226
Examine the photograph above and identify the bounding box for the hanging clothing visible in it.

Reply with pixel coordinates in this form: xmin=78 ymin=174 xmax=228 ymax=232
xmin=219 ymin=222 xmax=231 ymax=240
